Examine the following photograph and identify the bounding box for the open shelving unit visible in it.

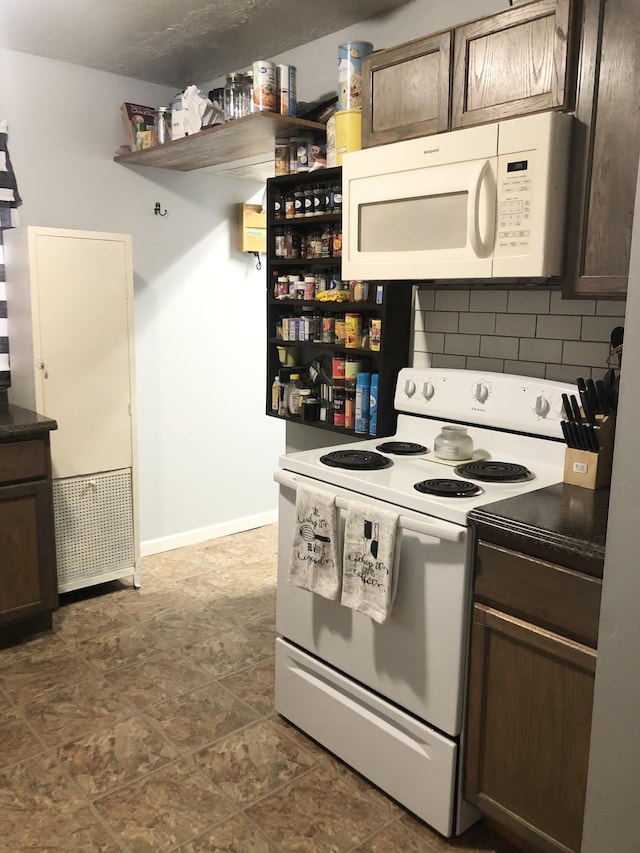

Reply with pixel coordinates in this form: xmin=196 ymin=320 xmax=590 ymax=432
xmin=114 ymin=112 xmax=326 ymax=181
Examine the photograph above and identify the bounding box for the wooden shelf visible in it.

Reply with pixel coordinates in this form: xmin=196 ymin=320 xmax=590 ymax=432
xmin=114 ymin=113 xmax=326 ymax=181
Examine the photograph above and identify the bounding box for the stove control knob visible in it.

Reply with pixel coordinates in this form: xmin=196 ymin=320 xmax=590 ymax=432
xmin=474 ymin=382 xmax=489 ymax=403
xmin=534 ymin=395 xmax=551 ymax=417
xmin=404 ymin=379 xmax=416 ymax=397
xmin=422 ymin=381 xmax=435 ymax=401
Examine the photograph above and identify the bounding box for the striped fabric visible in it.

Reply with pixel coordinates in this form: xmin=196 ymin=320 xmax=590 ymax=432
xmin=0 ymin=119 xmax=21 ymax=387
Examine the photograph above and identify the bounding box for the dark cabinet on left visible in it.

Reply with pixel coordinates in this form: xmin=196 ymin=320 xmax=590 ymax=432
xmin=0 ymin=412 xmax=58 ymax=643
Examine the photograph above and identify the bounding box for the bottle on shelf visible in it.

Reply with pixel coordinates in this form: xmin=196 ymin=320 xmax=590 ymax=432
xmin=369 ymin=373 xmax=379 ymax=436
xmin=286 ymin=372 xmax=302 ymax=417
xmin=271 ymin=374 xmax=281 ymax=412
xmin=355 ymin=372 xmax=371 ymax=434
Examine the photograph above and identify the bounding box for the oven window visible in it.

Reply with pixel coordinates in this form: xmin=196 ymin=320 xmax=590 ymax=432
xmin=358 ymin=192 xmax=468 ymax=252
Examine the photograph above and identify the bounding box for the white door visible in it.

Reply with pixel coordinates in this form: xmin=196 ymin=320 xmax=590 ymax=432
xmin=33 ymin=232 xmax=133 ymax=479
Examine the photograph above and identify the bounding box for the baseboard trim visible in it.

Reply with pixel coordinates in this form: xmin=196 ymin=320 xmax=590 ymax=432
xmin=140 ymin=510 xmax=278 ymax=557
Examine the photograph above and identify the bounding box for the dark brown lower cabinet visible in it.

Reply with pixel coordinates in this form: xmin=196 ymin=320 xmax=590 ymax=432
xmin=0 ymin=436 xmax=58 ymax=640
xmin=466 ymin=608 xmax=596 ymax=853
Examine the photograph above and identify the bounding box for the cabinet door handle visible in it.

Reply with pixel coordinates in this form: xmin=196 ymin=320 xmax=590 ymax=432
xmin=467 ymin=159 xmax=495 ymax=258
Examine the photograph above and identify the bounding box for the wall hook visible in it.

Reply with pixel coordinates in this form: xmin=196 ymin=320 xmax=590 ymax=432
xmin=252 ymin=251 xmax=262 ymax=271
xmin=154 ymin=202 xmax=167 ymax=216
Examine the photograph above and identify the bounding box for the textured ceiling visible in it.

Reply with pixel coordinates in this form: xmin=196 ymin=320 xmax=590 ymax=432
xmin=0 ymin=0 xmax=413 ymax=88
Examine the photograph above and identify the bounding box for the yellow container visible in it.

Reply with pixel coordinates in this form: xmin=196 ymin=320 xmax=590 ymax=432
xmin=335 ymin=109 xmax=362 ymax=165
xmin=345 ymin=312 xmax=362 ymax=348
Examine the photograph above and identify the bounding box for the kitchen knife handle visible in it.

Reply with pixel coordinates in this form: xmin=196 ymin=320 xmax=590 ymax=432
xmin=562 ymin=393 xmax=573 ymax=421
xmin=560 ymin=420 xmax=573 ymax=447
xmin=569 ymin=394 xmax=584 ymax=423
xmin=595 ymin=379 xmax=610 ymax=415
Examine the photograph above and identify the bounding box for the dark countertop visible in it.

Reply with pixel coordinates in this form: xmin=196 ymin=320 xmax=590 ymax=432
xmin=0 ymin=403 xmax=57 ymax=439
xmin=468 ymin=482 xmax=609 ymax=579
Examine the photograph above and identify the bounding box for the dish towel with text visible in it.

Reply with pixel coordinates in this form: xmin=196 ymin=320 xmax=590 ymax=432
xmin=288 ymin=484 xmax=341 ymax=600
xmin=341 ymin=501 xmax=400 ymax=624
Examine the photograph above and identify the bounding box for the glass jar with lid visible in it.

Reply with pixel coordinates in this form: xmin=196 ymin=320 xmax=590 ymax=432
xmin=154 ymin=107 xmax=172 ymax=145
xmin=224 ymin=72 xmax=245 ymax=121
xmin=434 ymin=424 xmax=474 ymax=461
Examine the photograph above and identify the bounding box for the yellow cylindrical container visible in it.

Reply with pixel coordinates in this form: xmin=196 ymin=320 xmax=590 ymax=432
xmin=335 ymin=109 xmax=362 ymax=165
xmin=345 ymin=313 xmax=362 ymax=348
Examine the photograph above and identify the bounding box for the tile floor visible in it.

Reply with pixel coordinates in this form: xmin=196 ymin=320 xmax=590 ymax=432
xmin=0 ymin=525 xmax=522 ymax=853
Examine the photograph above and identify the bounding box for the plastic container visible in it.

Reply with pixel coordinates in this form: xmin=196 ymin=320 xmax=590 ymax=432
xmin=335 ymin=109 xmax=362 ymax=165
xmin=355 ymin=372 xmax=371 ymax=434
xmin=338 ymin=41 xmax=373 ymax=111
xmin=369 ymin=373 xmax=379 ymax=436
xmin=286 ymin=373 xmax=301 ymax=417
xmin=271 ymin=375 xmax=281 ymax=412
xmin=434 ymin=425 xmax=474 ymax=461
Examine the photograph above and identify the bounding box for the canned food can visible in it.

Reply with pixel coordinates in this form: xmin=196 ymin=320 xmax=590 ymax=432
xmin=345 ymin=356 xmax=363 ymax=381
xmin=276 ymin=65 xmax=297 ymax=116
xmin=322 ymin=317 xmax=335 ymax=343
xmin=332 ymin=356 xmax=346 ymax=380
xmin=345 ymin=313 xmax=362 ymax=348
xmin=335 ymin=317 xmax=346 ymax=344
xmin=338 ymin=41 xmax=373 ymax=111
xmin=252 ymin=61 xmax=277 ymax=111
xmin=370 ymin=318 xmax=382 ymax=351
xmin=304 ymin=275 xmax=316 ymax=300
xmin=335 ymin=109 xmax=362 ymax=165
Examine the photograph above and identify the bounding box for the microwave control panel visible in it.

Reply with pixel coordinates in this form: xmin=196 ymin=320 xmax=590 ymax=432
xmin=495 ymin=150 xmax=536 ymax=257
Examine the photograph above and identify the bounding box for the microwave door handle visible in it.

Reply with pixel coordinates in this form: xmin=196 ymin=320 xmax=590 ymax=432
xmin=467 ymin=159 xmax=496 ymax=258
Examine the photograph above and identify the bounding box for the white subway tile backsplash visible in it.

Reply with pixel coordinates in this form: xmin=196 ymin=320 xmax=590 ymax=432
xmin=413 ymin=330 xmax=444 ymax=353
xmin=444 ymin=334 xmax=480 ymax=356
xmin=507 ymin=289 xmax=551 ymax=314
xmin=536 ymin=314 xmax=582 ymax=340
xmin=544 ymin=363 xmax=585 ymax=383
xmin=431 ymin=353 xmax=467 ymax=369
xmin=458 ymin=312 xmax=496 ymax=335
xmin=425 ymin=311 xmax=459 ymax=333
xmin=435 ymin=290 xmax=470 ymax=311
xmin=519 ymin=338 xmax=563 ymax=363
xmin=596 ymin=299 xmax=626 ymax=317
xmin=469 ymin=289 xmax=508 ymax=312
xmin=562 ymin=340 xmax=610 ymax=367
xmin=467 ymin=356 xmax=504 ymax=372
xmin=415 ymin=288 xmax=435 ymax=312
xmin=504 ymin=360 xmax=546 ymax=378
xmin=495 ymin=313 xmax=536 ymax=337
xmin=480 ymin=335 xmax=520 ymax=359
xmin=411 ymin=287 xmax=620 ymax=383
xmin=550 ymin=291 xmax=596 ymax=315
xmin=581 ymin=316 xmax=623 ymax=342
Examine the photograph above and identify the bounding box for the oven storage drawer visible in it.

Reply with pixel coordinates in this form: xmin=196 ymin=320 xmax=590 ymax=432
xmin=475 ymin=541 xmax=602 ymax=648
xmin=275 ymin=638 xmax=458 ymax=837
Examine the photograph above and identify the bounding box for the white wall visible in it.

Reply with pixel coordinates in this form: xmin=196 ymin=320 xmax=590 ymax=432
xmin=581 ymin=160 xmax=640 ymax=853
xmin=0 ymin=48 xmax=285 ymax=549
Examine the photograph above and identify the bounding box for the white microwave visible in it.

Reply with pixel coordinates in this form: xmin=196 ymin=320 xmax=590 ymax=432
xmin=341 ymin=111 xmax=572 ymax=281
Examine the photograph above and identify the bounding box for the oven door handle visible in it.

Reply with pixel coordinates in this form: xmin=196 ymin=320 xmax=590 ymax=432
xmin=274 ymin=470 xmax=466 ymax=544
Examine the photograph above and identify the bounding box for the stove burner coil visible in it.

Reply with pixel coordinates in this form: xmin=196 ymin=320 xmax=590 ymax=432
xmin=320 ymin=450 xmax=393 ymax=470
xmin=375 ymin=441 xmax=428 ymax=455
xmin=454 ymin=460 xmax=533 ymax=483
xmin=414 ymin=478 xmax=483 ymax=498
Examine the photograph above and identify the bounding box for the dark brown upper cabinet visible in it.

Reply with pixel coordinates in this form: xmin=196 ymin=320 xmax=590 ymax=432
xmin=361 ymin=31 xmax=451 ymax=149
xmin=451 ymin=0 xmax=578 ymax=129
xmin=361 ymin=1 xmax=579 ymax=149
xmin=563 ymin=0 xmax=640 ymax=299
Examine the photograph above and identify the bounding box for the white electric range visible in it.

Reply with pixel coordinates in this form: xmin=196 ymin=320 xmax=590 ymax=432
xmin=274 ymin=368 xmax=576 ymax=837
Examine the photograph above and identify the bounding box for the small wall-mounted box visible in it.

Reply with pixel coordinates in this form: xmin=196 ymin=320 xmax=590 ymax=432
xmin=237 ymin=203 xmax=266 ymax=254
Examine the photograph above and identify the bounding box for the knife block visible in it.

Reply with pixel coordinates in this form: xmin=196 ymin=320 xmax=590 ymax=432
xmin=563 ymin=414 xmax=616 ymax=489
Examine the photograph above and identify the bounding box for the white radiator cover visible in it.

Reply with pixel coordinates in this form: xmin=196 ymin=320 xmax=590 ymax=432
xmin=53 ymin=469 xmax=137 ymax=593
